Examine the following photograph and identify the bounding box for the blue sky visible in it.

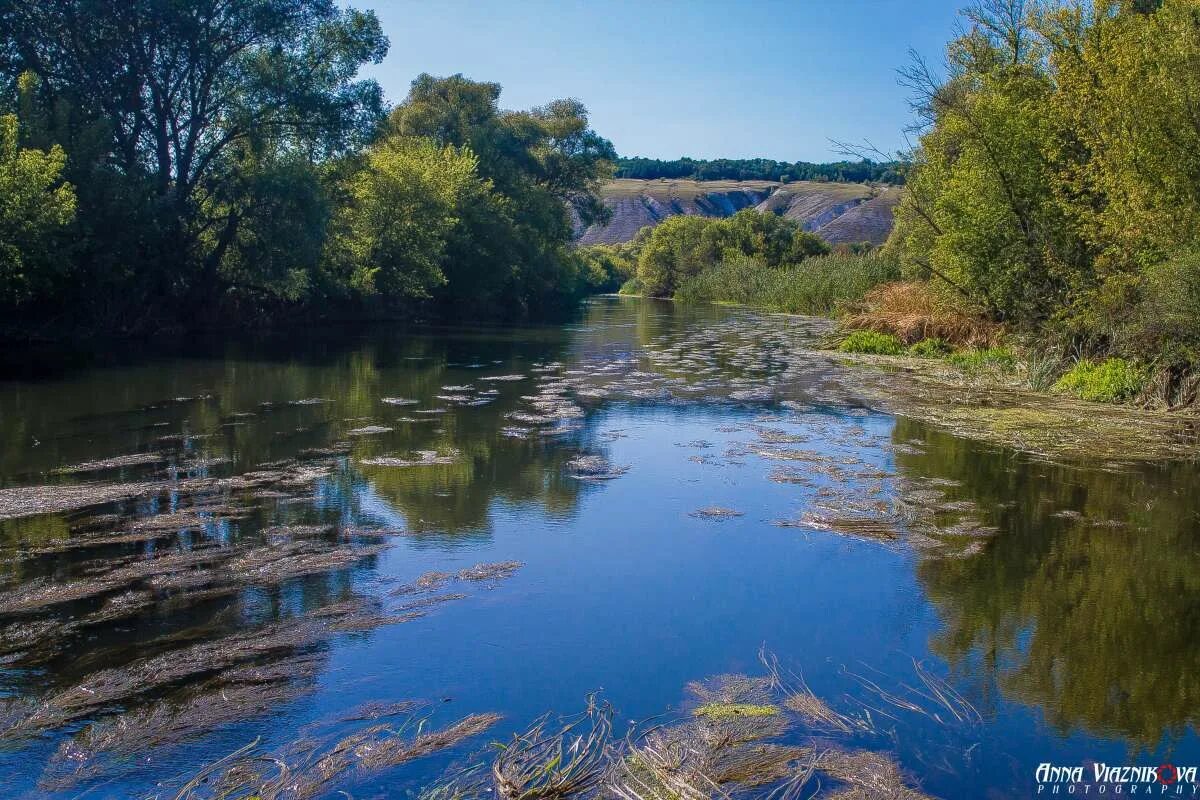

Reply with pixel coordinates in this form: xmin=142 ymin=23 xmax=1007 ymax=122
xmin=362 ymin=1 xmax=965 ymax=162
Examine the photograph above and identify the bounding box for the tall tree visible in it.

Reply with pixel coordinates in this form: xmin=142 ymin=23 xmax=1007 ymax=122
xmin=1 ymin=0 xmax=388 ymax=301
xmin=385 ymin=74 xmax=615 ymax=317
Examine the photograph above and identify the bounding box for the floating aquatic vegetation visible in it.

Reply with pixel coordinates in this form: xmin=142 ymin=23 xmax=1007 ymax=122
xmin=753 ymin=427 xmax=810 ymax=445
xmin=347 ymin=425 xmax=393 ymax=436
xmin=360 ymin=449 xmax=461 ymax=467
xmin=41 ymin=673 xmax=317 ymax=791
xmin=52 ymin=452 xmax=167 ymax=474
xmin=457 ymin=561 xmax=523 ymax=584
xmin=493 ymin=697 xmax=613 ymax=800
xmin=689 ymin=506 xmax=744 ymax=520
xmin=693 ymin=703 xmax=779 ymax=719
xmin=0 ymin=600 xmax=416 ymax=741
xmin=815 ymin=748 xmax=934 ymax=800
xmin=172 ymin=711 xmax=501 ymax=800
xmin=0 ymin=480 xmax=170 ymax=521
xmin=565 ymin=455 xmax=629 ymax=480
xmin=394 ymin=570 xmax=455 ymax=594
xmin=339 ymin=699 xmax=424 ymax=722
xmin=767 ymin=467 xmax=814 ymax=486
xmin=224 ymin=540 xmax=388 ymax=586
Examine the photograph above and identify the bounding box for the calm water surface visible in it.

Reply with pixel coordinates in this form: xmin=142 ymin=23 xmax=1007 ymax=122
xmin=0 ymin=297 xmax=1197 ymax=799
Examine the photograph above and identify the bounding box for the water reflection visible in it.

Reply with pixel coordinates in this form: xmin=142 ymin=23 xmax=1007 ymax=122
xmin=897 ymin=419 xmax=1200 ymax=747
xmin=0 ymin=299 xmax=1197 ymax=798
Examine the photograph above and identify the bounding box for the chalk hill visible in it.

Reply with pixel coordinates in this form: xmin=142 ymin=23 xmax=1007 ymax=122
xmin=577 ymin=179 xmax=900 ymax=246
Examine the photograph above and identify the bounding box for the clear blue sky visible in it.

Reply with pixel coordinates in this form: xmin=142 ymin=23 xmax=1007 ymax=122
xmin=362 ymin=0 xmax=965 ymax=162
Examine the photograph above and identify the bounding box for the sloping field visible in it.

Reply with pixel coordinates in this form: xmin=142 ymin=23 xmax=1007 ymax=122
xmin=577 ymin=179 xmax=898 ymax=246
xmin=812 ymin=186 xmax=903 ymax=245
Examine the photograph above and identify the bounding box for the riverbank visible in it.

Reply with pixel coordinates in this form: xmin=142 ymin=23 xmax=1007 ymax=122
xmin=828 ymin=347 xmax=1200 ymax=462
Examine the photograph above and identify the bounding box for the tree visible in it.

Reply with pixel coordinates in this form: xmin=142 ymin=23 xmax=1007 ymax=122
xmin=328 ymin=137 xmax=492 ymax=303
xmin=0 ymin=113 xmax=75 ymax=307
xmin=887 ymin=0 xmax=1078 ymax=323
xmin=1 ymin=0 xmax=388 ymax=301
xmin=386 ymin=73 xmax=615 ymax=317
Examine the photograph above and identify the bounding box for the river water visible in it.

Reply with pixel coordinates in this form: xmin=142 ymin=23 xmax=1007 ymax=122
xmin=0 ymin=297 xmax=1197 ymax=799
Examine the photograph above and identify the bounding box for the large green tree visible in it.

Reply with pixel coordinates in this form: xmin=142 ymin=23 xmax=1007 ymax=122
xmin=1 ymin=0 xmax=387 ymax=319
xmin=386 ymin=74 xmax=615 ymax=317
xmin=0 ymin=113 xmax=75 ymax=307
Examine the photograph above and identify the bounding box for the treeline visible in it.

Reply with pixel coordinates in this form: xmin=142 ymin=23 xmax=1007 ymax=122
xmin=886 ymin=0 xmax=1200 ymax=400
xmin=614 ymin=156 xmax=905 ymax=185
xmin=0 ymin=1 xmax=615 ymax=339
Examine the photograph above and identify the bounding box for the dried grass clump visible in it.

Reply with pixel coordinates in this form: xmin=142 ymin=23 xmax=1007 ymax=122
xmin=842 ymin=281 xmax=1000 ymax=347
xmin=493 ymin=697 xmax=613 ymax=800
xmin=457 ymin=561 xmax=523 ymax=584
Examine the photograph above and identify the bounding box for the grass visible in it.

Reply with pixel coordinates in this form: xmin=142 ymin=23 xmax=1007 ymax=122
xmin=1054 ymin=358 xmax=1146 ymax=403
xmin=841 ymin=281 xmax=1001 ymax=347
xmin=838 ymin=330 xmax=905 ymax=355
xmin=907 ymin=337 xmax=952 ymax=358
xmin=673 ymin=253 xmax=900 ymax=315
xmin=947 ymin=346 xmax=1017 ymax=373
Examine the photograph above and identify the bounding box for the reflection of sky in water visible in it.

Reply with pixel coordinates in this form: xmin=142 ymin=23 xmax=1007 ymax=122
xmin=0 ymin=297 xmax=1198 ymax=798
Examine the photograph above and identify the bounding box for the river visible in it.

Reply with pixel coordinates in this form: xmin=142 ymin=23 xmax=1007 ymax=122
xmin=0 ymin=296 xmax=1197 ymax=799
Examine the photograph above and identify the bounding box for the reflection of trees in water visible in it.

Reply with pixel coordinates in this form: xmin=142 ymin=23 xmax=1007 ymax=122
xmin=0 ymin=320 xmax=613 ymax=707
xmin=894 ymin=418 xmax=1200 ymax=746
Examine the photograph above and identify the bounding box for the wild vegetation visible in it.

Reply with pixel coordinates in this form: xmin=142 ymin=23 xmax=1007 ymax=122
xmin=873 ymin=0 xmax=1200 ymax=407
xmin=0 ymin=1 xmax=615 ymax=337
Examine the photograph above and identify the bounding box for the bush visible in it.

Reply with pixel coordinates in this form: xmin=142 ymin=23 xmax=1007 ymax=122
xmin=674 ymin=252 xmax=900 ymax=315
xmin=838 ymin=330 xmax=905 ymax=355
xmin=618 ymin=277 xmax=643 ymax=295
xmin=947 ymin=347 xmax=1017 ymax=372
xmin=907 ymin=337 xmax=952 ymax=357
xmin=841 ymin=281 xmax=1000 ymax=347
xmin=1054 ymin=358 xmax=1146 ymax=403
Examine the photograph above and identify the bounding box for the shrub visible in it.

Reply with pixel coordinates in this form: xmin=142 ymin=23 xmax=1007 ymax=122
xmin=838 ymin=330 xmax=905 ymax=355
xmin=907 ymin=337 xmax=952 ymax=357
xmin=1053 ymin=358 xmax=1146 ymax=403
xmin=947 ymin=347 xmax=1017 ymax=372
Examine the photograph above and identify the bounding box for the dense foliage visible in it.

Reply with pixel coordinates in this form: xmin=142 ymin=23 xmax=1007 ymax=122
xmin=674 ymin=253 xmax=901 ymax=316
xmin=630 ymin=209 xmax=831 ymax=297
xmin=888 ymin=0 xmax=1200 ymax=390
xmin=579 ymin=206 xmax=897 ymax=314
xmin=615 ymin=156 xmax=905 ymax=185
xmin=0 ymin=3 xmax=614 ymax=337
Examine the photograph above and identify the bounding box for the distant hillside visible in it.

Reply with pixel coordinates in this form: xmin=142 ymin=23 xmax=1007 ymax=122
xmin=577 ymin=179 xmax=901 ymax=246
